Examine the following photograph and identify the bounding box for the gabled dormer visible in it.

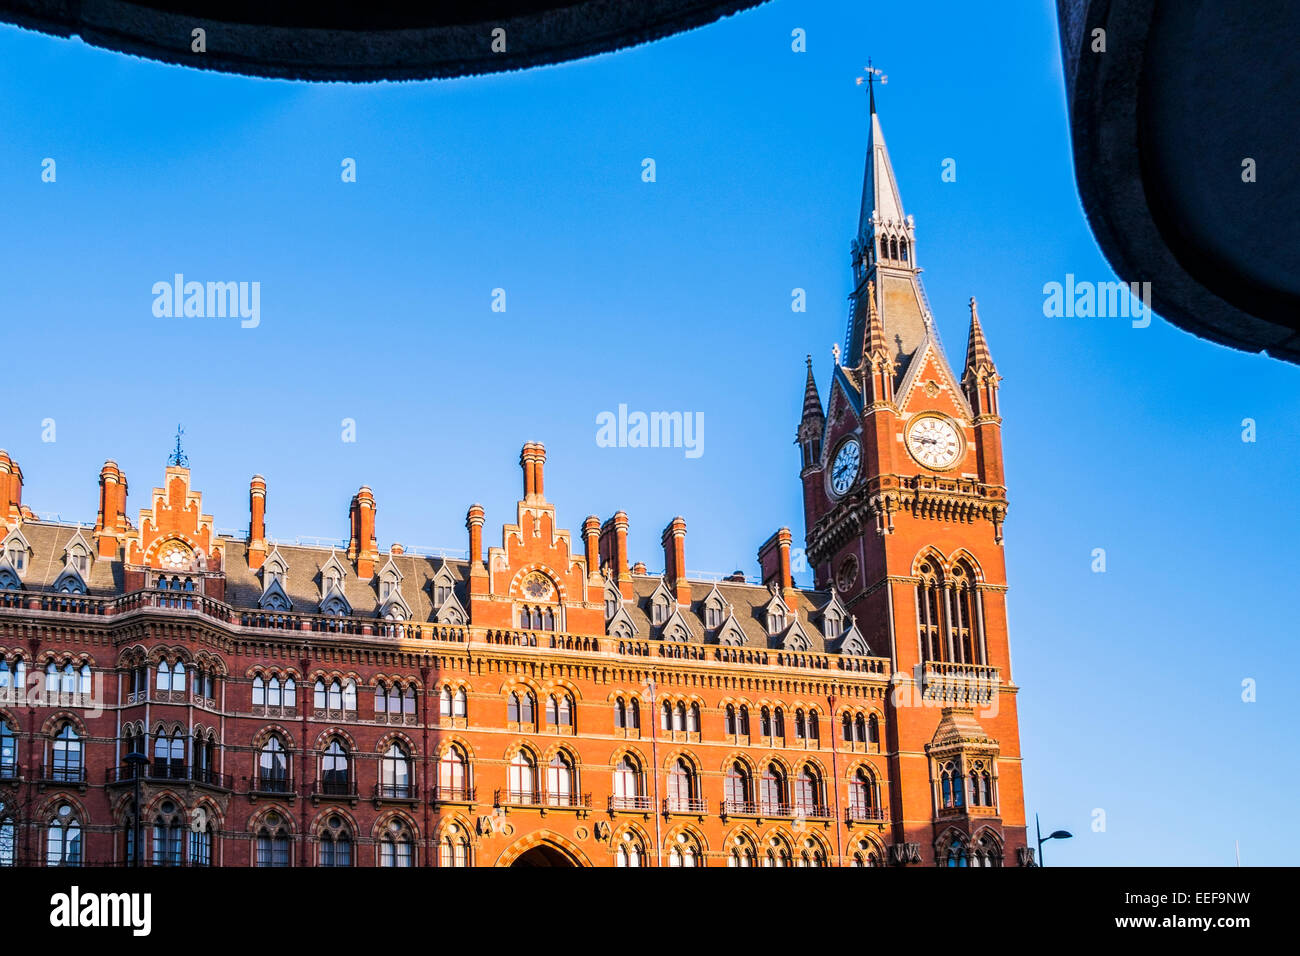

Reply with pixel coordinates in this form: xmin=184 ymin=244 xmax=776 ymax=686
xmin=660 ymin=606 xmax=693 ymax=643
xmin=837 ymin=619 xmax=871 ymax=656
xmin=606 ymin=604 xmax=638 ymax=640
xmin=603 ymin=576 xmax=623 ymax=621
xmin=51 ymin=564 xmax=87 ymax=594
xmin=62 ymin=530 xmax=93 ymax=576
xmin=647 ymin=579 xmax=675 ymax=627
xmin=700 ymin=582 xmax=728 ymax=629
xmin=819 ymin=591 xmax=849 ymax=640
xmin=435 ymin=590 xmax=468 ymax=626
xmin=715 ymin=611 xmax=747 ymax=647
xmin=431 ymin=563 xmax=457 ymax=608
xmin=762 ymin=589 xmax=790 ymax=636
xmin=376 ymin=557 xmax=411 ymax=621
xmin=261 ymin=545 xmax=289 ymax=587
xmin=1 ymin=527 xmax=31 ymax=581
xmin=778 ymin=618 xmax=813 ymax=652
xmin=258 ymin=576 xmax=293 ymax=611
xmin=318 ymin=551 xmax=351 ymax=616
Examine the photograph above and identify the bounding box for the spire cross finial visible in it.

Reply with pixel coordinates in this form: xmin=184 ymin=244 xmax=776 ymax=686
xmin=168 ymin=424 xmax=189 ymax=468
xmin=831 ymin=343 xmax=841 ymax=366
xmin=856 ymin=59 xmax=887 ymax=112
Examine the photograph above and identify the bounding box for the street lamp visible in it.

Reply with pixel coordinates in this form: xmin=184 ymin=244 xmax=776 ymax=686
xmin=1035 ymin=812 xmax=1072 ymax=866
xmin=123 ymin=751 xmax=149 ymax=867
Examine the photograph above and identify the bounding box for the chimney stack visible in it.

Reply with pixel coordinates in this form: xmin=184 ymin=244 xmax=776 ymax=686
xmin=758 ymin=527 xmax=794 ymax=596
xmin=632 ymin=560 xmax=647 ymax=575
xmin=93 ymin=459 xmax=128 ymax=557
xmin=660 ymin=516 xmax=691 ymax=605
xmin=248 ymin=475 xmax=267 ymax=570
xmin=348 ymin=486 xmax=378 ymax=579
xmin=583 ymin=515 xmax=601 ymax=579
xmin=0 ymin=451 xmax=22 ymax=530
xmin=599 ymin=511 xmax=632 ymax=598
xmin=466 ymin=504 xmax=485 ymax=574
xmin=520 ymin=442 xmax=547 ymax=501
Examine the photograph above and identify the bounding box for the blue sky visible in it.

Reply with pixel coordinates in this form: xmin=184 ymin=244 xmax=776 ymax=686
xmin=2 ymin=0 xmax=1296 ymax=865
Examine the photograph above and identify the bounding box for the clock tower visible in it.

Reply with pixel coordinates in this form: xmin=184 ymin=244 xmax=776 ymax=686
xmin=797 ymin=85 xmax=1028 ymax=866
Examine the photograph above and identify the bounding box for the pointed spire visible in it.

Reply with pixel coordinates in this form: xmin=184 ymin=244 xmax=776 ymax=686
xmin=963 ymin=297 xmax=997 ymax=378
xmin=858 ymin=90 xmax=907 ymax=245
xmin=800 ymin=355 xmax=824 ymax=423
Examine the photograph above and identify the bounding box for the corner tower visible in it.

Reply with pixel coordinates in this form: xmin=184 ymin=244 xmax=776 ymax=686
xmin=800 ymin=84 xmax=1026 ymax=867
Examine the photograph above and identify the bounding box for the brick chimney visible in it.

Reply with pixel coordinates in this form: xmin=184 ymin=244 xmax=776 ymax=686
xmin=466 ymin=503 xmax=486 ymax=574
xmin=93 ymin=459 xmax=128 ymax=557
xmin=599 ymin=511 xmax=632 ymax=598
xmin=583 ymin=515 xmax=601 ymax=579
xmin=347 ymin=486 xmax=378 ymax=579
xmin=632 ymin=560 xmax=647 ymax=575
xmin=758 ymin=527 xmax=794 ymax=596
xmin=0 ymin=451 xmax=22 ymax=531
xmin=248 ymin=475 xmax=267 ymax=570
xmin=660 ymin=516 xmax=691 ymax=605
xmin=520 ymin=442 xmax=547 ymax=501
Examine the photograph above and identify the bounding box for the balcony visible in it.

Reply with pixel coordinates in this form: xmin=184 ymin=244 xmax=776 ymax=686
xmin=250 ymin=775 xmax=295 ymax=798
xmin=845 ymin=805 xmax=887 ymax=825
xmin=718 ymin=799 xmax=822 ymax=820
xmin=432 ymin=784 xmax=476 ymax=805
xmin=373 ymin=782 xmax=419 ymax=804
xmin=106 ymin=765 xmax=233 ymax=789
xmin=662 ymin=796 xmax=708 ymax=816
xmin=312 ymin=778 xmax=359 ymax=802
xmin=608 ymin=794 xmax=653 ymax=813
xmin=496 ymin=789 xmax=592 ymax=813
xmin=37 ymin=764 xmax=87 ymax=788
xmin=0 ymin=763 xmax=20 ymax=784
xmin=921 ymin=661 xmax=999 ymax=704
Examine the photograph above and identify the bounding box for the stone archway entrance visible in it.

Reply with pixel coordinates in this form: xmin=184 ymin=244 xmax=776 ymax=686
xmin=511 ymin=843 xmax=579 ymax=868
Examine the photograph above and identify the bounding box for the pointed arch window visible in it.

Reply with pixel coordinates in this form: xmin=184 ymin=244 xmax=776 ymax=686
xmin=917 ymin=560 xmax=946 ymax=662
xmin=438 ymin=746 xmax=469 ymax=801
xmin=152 ymin=799 xmax=184 ymax=866
xmin=256 ymin=814 xmax=291 ymax=867
xmin=545 ymin=753 xmax=576 ymax=806
xmin=320 ymin=814 xmax=352 ymax=867
xmin=794 ymin=766 xmax=822 ymax=815
xmin=190 ymin=811 xmax=213 ymax=866
xmin=759 ymin=763 xmax=785 ymax=814
xmin=321 ymin=739 xmax=351 ymax=795
xmin=951 ymin=561 xmax=984 ymax=665
xmin=440 ymin=822 xmax=470 ymax=867
xmin=666 ymin=758 xmax=697 ymax=812
xmin=51 ymin=724 xmax=83 ymax=782
xmin=508 ymin=751 xmax=537 ymax=804
xmin=728 ymin=835 xmax=756 ymax=867
xmin=940 ymin=759 xmax=964 ymax=809
xmin=258 ymin=735 xmax=289 ymax=793
xmin=849 ymin=767 xmax=878 ymax=819
xmin=724 ymin=761 xmax=752 ymax=812
xmin=381 ymin=742 xmax=412 ymax=799
xmin=616 ymin=832 xmax=644 ymax=868
xmin=612 ymin=755 xmax=643 ymax=809
xmin=0 ymin=721 xmax=16 ymax=779
xmin=46 ymin=803 xmax=81 ymax=866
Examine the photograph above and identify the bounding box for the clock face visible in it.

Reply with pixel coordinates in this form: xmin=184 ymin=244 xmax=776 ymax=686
xmin=830 ymin=439 xmax=861 ymax=496
xmin=907 ymin=416 xmax=963 ymax=470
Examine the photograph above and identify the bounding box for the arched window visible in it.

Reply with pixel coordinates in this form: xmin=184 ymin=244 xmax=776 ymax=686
xmin=917 ymin=561 xmax=946 ymax=662
xmin=327 ymin=680 xmax=343 ymax=711
xmin=951 ymin=561 xmax=983 ymax=664
xmin=453 ymin=687 xmax=467 ymax=718
xmin=668 ymin=832 xmax=700 ymax=867
xmin=52 ymin=724 xmax=83 ymax=782
xmin=940 ymin=759 xmax=964 ymax=809
xmin=252 ymin=675 xmax=266 ymax=707
xmin=760 ymin=706 xmax=772 ymax=737
xmin=284 ymin=678 xmax=296 ymax=708
xmin=438 ymin=746 xmax=468 ymax=800
xmin=763 ymin=837 xmax=792 ymax=868
xmin=46 ymin=803 xmax=81 ymax=866
xmin=320 ymin=815 xmax=353 ymax=867
xmin=759 ymin=763 xmax=785 ymax=814
xmin=794 ymin=766 xmax=821 ymax=814
xmin=728 ymin=835 xmax=756 ymax=867
xmin=629 ymin=698 xmax=640 ymax=730
xmin=868 ymin=713 xmax=880 ymax=745
xmin=342 ymin=680 xmax=357 ymax=712
xmin=259 ymin=736 xmax=288 ymax=792
xmin=612 ymin=755 xmax=642 ymax=808
xmin=970 ymin=833 xmax=1002 ymax=867
xmin=440 ymin=822 xmax=470 ymax=867
xmin=688 ymin=702 xmax=701 ymax=734
xmin=616 ymin=832 xmax=643 ymax=868
xmin=152 ymin=799 xmax=184 ymax=867
xmin=809 ymin=709 xmax=820 ymax=744
xmin=660 ymin=700 xmax=671 ymax=731
xmin=850 ymin=767 xmax=877 ymax=817
xmin=2 ymin=811 xmax=17 ymax=866
xmin=900 ymin=238 xmax=909 ymax=262
xmin=508 ymin=752 xmax=537 ymax=803
xmin=738 ymin=705 xmax=751 ymax=737
xmin=439 ymin=685 xmax=453 ymax=717
xmin=673 ymin=701 xmax=686 ymax=732
xmin=321 ymin=739 xmax=351 ymax=795
xmin=794 ymin=709 xmax=806 ymax=740
xmin=798 ymin=841 xmax=826 ymax=867
xmin=614 ymin=697 xmax=626 ymax=729
xmin=944 ymin=834 xmax=969 ymax=868
xmin=0 ymin=721 xmax=17 ymax=779
xmin=667 ymin=758 xmax=696 ymax=811
xmin=774 ymin=707 xmax=786 ymax=739
xmin=889 ymin=237 xmax=899 ymax=260
xmin=508 ymin=690 xmax=536 ymax=726
xmin=256 ymin=813 xmax=291 ymax=867
xmin=967 ymin=758 xmax=995 ymax=808
xmin=546 ymin=753 xmax=575 ymax=805
xmin=851 ymin=839 xmax=880 ymax=867
xmin=403 ymin=685 xmax=416 ymax=717
xmin=381 ymin=743 xmax=412 ymax=799
xmin=725 ymin=704 xmax=737 ymax=735
xmin=724 ymin=761 xmax=751 ymax=810
xmin=313 ymin=679 xmax=326 ymax=710
xmin=854 ymin=714 xmax=867 ymax=744
xmin=78 ymin=664 xmax=91 ymax=695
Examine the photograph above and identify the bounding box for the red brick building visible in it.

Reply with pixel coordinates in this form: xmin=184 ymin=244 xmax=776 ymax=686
xmin=0 ymin=96 xmax=1028 ymax=868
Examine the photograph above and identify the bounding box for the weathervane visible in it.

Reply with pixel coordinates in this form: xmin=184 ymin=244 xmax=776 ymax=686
xmin=855 ymin=59 xmax=887 ymax=111
xmin=167 ymin=424 xmax=189 ymax=468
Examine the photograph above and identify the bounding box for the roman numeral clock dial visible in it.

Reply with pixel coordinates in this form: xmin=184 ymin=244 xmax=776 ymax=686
xmin=906 ymin=415 xmax=963 ymax=470
xmin=830 ymin=438 xmax=860 ymax=496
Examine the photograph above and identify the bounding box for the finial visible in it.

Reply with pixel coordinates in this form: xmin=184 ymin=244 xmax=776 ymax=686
xmin=831 ymin=343 xmax=841 ymax=366
xmin=856 ymin=59 xmax=887 ymax=113
xmin=167 ymin=424 xmax=189 ymax=468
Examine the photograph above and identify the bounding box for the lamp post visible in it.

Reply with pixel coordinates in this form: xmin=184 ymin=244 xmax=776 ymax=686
xmin=1035 ymin=812 xmax=1072 ymax=866
xmin=123 ymin=751 xmax=149 ymax=867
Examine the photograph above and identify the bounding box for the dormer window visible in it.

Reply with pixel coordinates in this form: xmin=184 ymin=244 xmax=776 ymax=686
xmin=2 ymin=534 xmax=27 ymax=572
xmin=768 ymin=607 xmax=786 ymax=635
xmin=706 ymin=605 xmax=722 ymax=628
xmin=435 ymin=584 xmax=451 ymax=605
